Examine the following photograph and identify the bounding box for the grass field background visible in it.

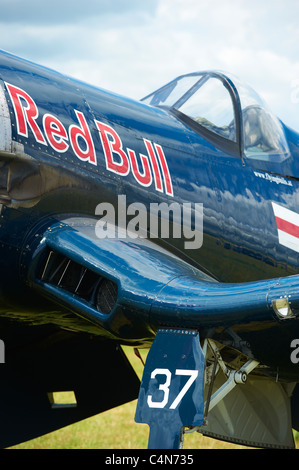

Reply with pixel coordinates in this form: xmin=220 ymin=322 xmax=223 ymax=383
xmin=9 ymin=346 xmax=299 ymax=449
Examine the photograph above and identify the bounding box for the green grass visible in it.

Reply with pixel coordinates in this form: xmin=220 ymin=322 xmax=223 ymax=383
xmin=9 ymin=403 xmax=253 ymax=449
xmin=9 ymin=347 xmax=299 ymax=449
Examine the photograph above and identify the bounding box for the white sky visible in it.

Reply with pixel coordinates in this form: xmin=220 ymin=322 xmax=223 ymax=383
xmin=1 ymin=0 xmax=299 ymax=130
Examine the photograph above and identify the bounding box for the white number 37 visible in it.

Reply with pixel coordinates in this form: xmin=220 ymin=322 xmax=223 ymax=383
xmin=147 ymin=368 xmax=198 ymax=410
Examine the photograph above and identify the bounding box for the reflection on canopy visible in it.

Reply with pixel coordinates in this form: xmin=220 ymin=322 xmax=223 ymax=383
xmin=142 ymin=72 xmax=290 ymax=162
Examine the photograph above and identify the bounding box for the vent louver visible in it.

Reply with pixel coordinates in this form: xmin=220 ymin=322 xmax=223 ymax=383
xmin=41 ymin=250 xmax=117 ymax=315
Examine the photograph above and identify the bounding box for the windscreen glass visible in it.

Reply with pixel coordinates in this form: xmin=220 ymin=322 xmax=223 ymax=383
xmin=231 ymin=76 xmax=290 ymax=162
xmin=178 ymin=77 xmax=236 ymax=141
xmin=142 ymin=74 xmax=236 ymax=142
xmin=142 ymin=75 xmax=201 ymax=107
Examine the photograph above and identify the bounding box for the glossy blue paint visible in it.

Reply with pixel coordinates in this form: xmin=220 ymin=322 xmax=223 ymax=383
xmin=0 ymin=49 xmax=298 ymax=359
xmin=1 ymin=50 xmax=299 ymax=447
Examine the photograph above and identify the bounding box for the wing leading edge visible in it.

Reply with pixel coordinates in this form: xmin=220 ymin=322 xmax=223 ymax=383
xmin=27 ymin=217 xmax=299 ymax=347
xmin=21 ymin=217 xmax=299 ymax=448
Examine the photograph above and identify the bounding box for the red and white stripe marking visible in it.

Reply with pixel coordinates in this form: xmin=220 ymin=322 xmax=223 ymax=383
xmin=272 ymin=202 xmax=299 ymax=253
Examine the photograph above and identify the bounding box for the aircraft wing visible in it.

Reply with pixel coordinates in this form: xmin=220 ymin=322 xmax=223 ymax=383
xmin=1 ymin=50 xmax=299 ymax=449
xmin=29 ymin=216 xmax=213 ymax=342
xmin=21 ymin=216 xmax=299 ymax=449
xmin=31 ymin=216 xmax=299 ymax=338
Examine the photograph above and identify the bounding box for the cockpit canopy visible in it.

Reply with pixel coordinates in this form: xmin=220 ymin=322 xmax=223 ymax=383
xmin=142 ymin=72 xmax=289 ymax=162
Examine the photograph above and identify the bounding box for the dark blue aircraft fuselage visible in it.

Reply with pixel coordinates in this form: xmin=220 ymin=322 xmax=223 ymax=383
xmin=1 ymin=50 xmax=299 ymax=380
xmin=1 ymin=51 xmax=298 ymax=280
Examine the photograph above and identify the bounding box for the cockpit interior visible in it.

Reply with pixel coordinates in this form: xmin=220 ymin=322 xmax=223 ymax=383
xmin=142 ymin=71 xmax=290 ymax=163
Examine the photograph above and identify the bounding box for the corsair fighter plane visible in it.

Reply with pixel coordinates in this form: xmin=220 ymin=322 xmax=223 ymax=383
xmin=1 ymin=50 xmax=299 ymax=449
